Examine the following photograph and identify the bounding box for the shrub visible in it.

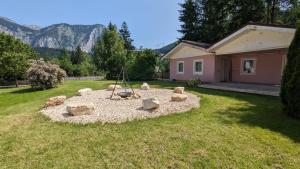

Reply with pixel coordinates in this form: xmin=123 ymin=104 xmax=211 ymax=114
xmin=280 ymin=21 xmax=300 ymax=118
xmin=27 ymin=59 xmax=67 ymax=89
xmin=186 ymin=79 xmax=202 ymax=87
xmin=128 ymin=49 xmax=158 ymax=80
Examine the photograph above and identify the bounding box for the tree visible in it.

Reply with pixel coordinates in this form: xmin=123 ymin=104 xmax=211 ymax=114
xmin=92 ymin=23 xmax=126 ymax=79
xmin=278 ymin=1 xmax=300 ymax=25
xmin=197 ymin=0 xmax=230 ymax=43
xmin=178 ymin=0 xmax=201 ymax=41
xmin=27 ymin=59 xmax=67 ymax=89
xmin=58 ymin=48 xmax=73 ymax=76
xmin=128 ymin=49 xmax=158 ymax=80
xmin=119 ymin=22 xmax=135 ymax=51
xmin=280 ymin=21 xmax=300 ymax=118
xmin=156 ymin=57 xmax=169 ymax=79
xmin=227 ymin=0 xmax=265 ymax=33
xmin=0 ymin=32 xmax=36 ymax=87
xmin=71 ymin=46 xmax=85 ymax=65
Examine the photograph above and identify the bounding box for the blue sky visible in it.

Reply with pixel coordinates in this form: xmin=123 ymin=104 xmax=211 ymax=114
xmin=0 ymin=0 xmax=183 ymax=49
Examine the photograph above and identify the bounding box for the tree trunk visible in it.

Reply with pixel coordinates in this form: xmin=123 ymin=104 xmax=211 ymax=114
xmin=270 ymin=0 xmax=276 ymax=23
xmin=15 ymin=73 xmax=19 ymax=88
xmin=267 ymin=1 xmax=270 ymax=23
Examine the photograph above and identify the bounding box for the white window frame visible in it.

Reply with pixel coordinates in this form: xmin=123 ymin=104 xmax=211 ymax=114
xmin=240 ymin=58 xmax=256 ymax=75
xmin=176 ymin=61 xmax=184 ymax=74
xmin=193 ymin=59 xmax=204 ymax=75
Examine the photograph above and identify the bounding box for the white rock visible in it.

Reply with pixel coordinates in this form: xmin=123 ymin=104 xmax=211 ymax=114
xmin=141 ymin=83 xmax=150 ymax=90
xmin=174 ymin=87 xmax=185 ymax=94
xmin=108 ymin=84 xmax=122 ymax=91
xmin=142 ymin=98 xmax=160 ymax=110
xmin=77 ymin=88 xmax=93 ymax=96
xmin=171 ymin=94 xmax=188 ymax=102
xmin=44 ymin=96 xmax=67 ymax=107
xmin=67 ymin=103 xmax=95 ymax=116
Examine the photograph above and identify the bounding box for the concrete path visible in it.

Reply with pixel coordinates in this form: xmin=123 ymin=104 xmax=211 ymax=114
xmin=199 ymin=82 xmax=280 ymax=96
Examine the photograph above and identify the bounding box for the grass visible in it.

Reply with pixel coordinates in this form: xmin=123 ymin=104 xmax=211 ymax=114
xmin=0 ymin=80 xmax=300 ymax=168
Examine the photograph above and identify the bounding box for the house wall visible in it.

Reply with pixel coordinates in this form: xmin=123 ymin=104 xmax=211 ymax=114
xmin=170 ymin=54 xmax=216 ymax=82
xmin=229 ymin=49 xmax=287 ymax=85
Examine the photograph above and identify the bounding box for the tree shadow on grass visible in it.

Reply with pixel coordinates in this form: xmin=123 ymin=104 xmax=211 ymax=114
xmin=9 ymin=87 xmax=45 ymax=94
xmin=188 ymin=87 xmax=300 ymax=143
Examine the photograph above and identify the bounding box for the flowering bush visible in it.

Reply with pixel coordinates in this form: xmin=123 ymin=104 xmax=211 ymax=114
xmin=27 ymin=59 xmax=67 ymax=89
xmin=186 ymin=79 xmax=202 ymax=87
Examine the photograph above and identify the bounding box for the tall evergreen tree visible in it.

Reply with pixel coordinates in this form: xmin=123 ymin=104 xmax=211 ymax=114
xmin=178 ymin=0 xmax=200 ymax=41
xmin=280 ymin=21 xmax=300 ymax=118
xmin=71 ymin=46 xmax=85 ymax=65
xmin=197 ymin=0 xmax=230 ymax=43
xmin=228 ymin=0 xmax=265 ymax=33
xmin=58 ymin=48 xmax=73 ymax=76
xmin=119 ymin=22 xmax=135 ymax=51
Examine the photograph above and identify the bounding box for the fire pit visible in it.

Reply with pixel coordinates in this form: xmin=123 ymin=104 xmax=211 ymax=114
xmin=117 ymin=91 xmax=133 ymax=98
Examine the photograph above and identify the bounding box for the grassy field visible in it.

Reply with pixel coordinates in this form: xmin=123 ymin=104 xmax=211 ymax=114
xmin=0 ymin=80 xmax=300 ymax=168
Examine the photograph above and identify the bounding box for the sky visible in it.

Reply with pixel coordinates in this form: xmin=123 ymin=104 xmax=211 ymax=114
xmin=0 ymin=0 xmax=184 ymax=49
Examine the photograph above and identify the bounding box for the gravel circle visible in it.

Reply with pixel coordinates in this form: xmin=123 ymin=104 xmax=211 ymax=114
xmin=41 ymin=88 xmax=200 ymax=124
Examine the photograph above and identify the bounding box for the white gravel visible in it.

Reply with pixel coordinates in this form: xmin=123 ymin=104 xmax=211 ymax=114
xmin=41 ymin=88 xmax=200 ymax=124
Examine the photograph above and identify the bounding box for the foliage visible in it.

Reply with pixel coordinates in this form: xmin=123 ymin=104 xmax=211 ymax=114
xmin=280 ymin=21 xmax=300 ymax=118
xmin=279 ymin=1 xmax=300 ymax=26
xmin=34 ymin=47 xmax=64 ymax=61
xmin=57 ymin=48 xmax=74 ymax=76
xmin=119 ymin=22 xmax=135 ymax=51
xmin=178 ymin=0 xmax=298 ymax=43
xmin=0 ymin=32 xmax=36 ymax=87
xmin=26 ymin=59 xmax=67 ymax=89
xmin=178 ymin=0 xmax=200 ymax=41
xmin=128 ymin=49 xmax=158 ymax=80
xmin=92 ymin=23 xmax=126 ymax=79
xmin=56 ymin=48 xmax=96 ymax=77
xmin=155 ymin=57 xmax=170 ymax=79
xmin=71 ymin=46 xmax=85 ymax=65
xmin=186 ymin=79 xmax=202 ymax=87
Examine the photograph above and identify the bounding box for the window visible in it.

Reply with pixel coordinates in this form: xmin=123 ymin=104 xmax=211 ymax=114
xmin=241 ymin=58 xmax=256 ymax=75
xmin=177 ymin=61 xmax=184 ymax=74
xmin=193 ymin=59 xmax=203 ymax=75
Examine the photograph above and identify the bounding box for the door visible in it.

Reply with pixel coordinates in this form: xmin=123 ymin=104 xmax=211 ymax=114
xmin=221 ymin=58 xmax=231 ymax=82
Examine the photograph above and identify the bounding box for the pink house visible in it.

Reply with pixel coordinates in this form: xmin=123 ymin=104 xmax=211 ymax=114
xmin=163 ymin=23 xmax=296 ymax=85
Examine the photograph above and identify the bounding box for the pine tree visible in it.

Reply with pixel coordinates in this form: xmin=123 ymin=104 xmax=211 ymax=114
xmin=197 ymin=0 xmax=230 ymax=43
xmin=228 ymin=0 xmax=265 ymax=33
xmin=178 ymin=0 xmax=200 ymax=41
xmin=58 ymin=48 xmax=73 ymax=76
xmin=71 ymin=46 xmax=85 ymax=64
xmin=280 ymin=21 xmax=300 ymax=118
xmin=119 ymin=22 xmax=135 ymax=51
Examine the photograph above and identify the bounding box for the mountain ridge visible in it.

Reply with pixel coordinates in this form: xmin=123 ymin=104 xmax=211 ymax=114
xmin=0 ymin=16 xmax=104 ymax=52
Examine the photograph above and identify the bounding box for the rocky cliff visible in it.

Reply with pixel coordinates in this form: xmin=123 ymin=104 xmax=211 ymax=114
xmin=0 ymin=16 xmax=104 ymax=52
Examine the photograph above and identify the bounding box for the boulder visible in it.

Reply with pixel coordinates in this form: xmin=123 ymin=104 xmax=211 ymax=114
xmin=77 ymin=88 xmax=92 ymax=96
xmin=44 ymin=96 xmax=67 ymax=108
xmin=171 ymin=94 xmax=188 ymax=102
xmin=142 ymin=98 xmax=160 ymax=110
xmin=108 ymin=84 xmax=122 ymax=91
xmin=67 ymin=103 xmax=95 ymax=116
xmin=174 ymin=87 xmax=185 ymax=94
xmin=141 ymin=83 xmax=150 ymax=90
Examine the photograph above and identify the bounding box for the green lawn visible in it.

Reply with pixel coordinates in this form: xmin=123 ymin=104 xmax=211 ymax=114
xmin=0 ymin=80 xmax=300 ymax=168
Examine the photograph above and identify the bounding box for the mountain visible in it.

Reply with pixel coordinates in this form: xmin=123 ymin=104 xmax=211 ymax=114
xmin=0 ymin=16 xmax=104 ymax=52
xmin=155 ymin=41 xmax=178 ymax=55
